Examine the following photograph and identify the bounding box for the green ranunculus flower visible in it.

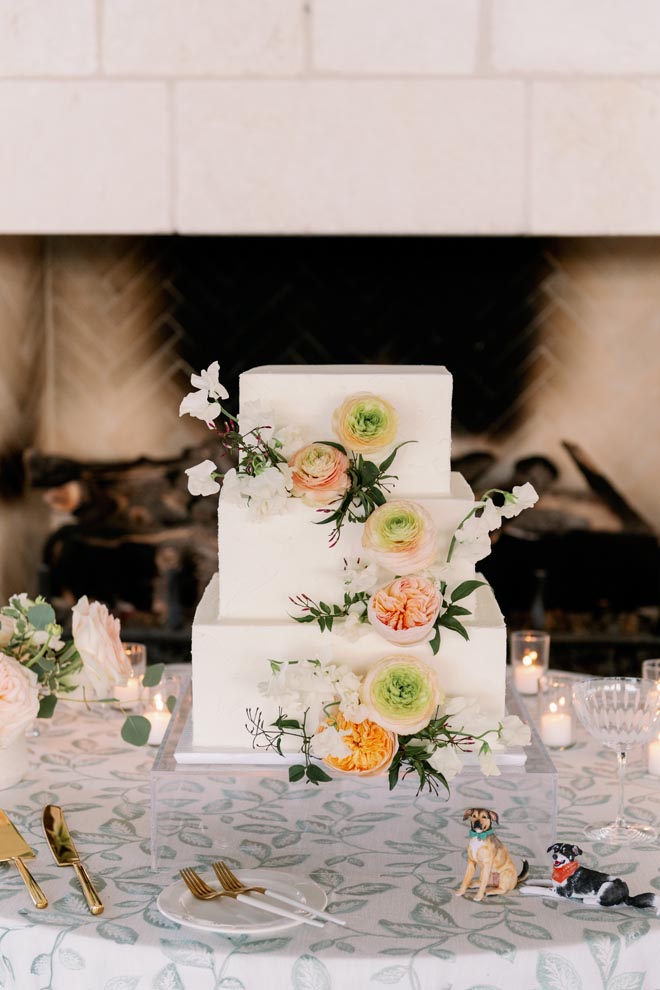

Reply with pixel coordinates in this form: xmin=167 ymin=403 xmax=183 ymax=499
xmin=332 ymin=392 xmax=398 ymax=452
xmin=362 ymin=655 xmax=442 ymax=734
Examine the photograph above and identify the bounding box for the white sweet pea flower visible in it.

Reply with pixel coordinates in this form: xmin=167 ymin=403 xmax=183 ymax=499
xmin=427 ymin=744 xmax=464 ymax=782
xmin=244 ymin=467 xmax=291 ymax=517
xmin=343 ymin=558 xmax=383 ymax=594
xmin=273 ymin=425 xmax=305 ymax=460
xmin=179 ymin=389 xmax=221 ymax=426
xmin=332 ymin=605 xmax=369 ymax=644
xmin=32 ymin=630 xmax=65 ymax=651
xmin=500 ymin=483 xmax=539 ymax=519
xmin=478 ymin=746 xmax=501 ymax=777
xmin=190 ymin=361 xmax=229 ymax=401
xmin=444 ymin=697 xmax=493 ymax=739
xmin=499 ymin=715 xmax=532 ymax=748
xmin=185 ymin=459 xmax=220 ymax=497
xmin=310 ymin=724 xmax=352 ymax=760
xmin=276 ymin=461 xmax=294 ymax=492
xmin=239 ymin=402 xmax=275 ymax=444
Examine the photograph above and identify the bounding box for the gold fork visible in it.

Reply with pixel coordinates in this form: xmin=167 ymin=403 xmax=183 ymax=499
xmin=213 ymin=861 xmax=344 ymax=926
xmin=180 ymin=867 xmax=324 ymax=927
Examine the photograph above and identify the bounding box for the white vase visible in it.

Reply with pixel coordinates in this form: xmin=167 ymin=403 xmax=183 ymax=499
xmin=0 ymin=733 xmax=29 ymax=790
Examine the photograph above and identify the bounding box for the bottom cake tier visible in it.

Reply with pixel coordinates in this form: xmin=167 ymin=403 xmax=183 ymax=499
xmin=191 ymin=574 xmax=507 ymax=753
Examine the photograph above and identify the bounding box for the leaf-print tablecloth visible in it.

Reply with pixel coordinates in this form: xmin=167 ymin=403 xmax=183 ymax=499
xmin=0 ymin=677 xmax=659 ymax=990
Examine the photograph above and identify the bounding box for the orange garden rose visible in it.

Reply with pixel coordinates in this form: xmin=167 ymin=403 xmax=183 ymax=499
xmin=289 ymin=443 xmax=351 ymax=506
xmin=332 ymin=393 xmax=398 ymax=453
xmin=368 ymin=575 xmax=441 ymax=645
xmin=320 ymin=712 xmax=397 ymax=777
xmin=362 ymin=499 xmax=438 ymax=574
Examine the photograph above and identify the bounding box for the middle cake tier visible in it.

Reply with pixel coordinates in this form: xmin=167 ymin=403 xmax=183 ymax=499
xmin=193 ymin=574 xmax=507 ymax=752
xmin=218 ymin=471 xmax=476 ymax=621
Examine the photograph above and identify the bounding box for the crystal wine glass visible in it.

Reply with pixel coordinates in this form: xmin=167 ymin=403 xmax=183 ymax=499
xmin=573 ymin=677 xmax=660 ymax=845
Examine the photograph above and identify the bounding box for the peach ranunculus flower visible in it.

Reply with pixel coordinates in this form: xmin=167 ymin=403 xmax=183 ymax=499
xmin=319 ymin=712 xmax=397 ymax=777
xmin=332 ymin=393 xmax=398 ymax=453
xmin=289 ymin=442 xmax=351 ymax=507
xmin=71 ymin=596 xmax=132 ymax=700
xmin=0 ymin=653 xmax=39 ymax=745
xmin=367 ymin=575 xmax=441 ymax=645
xmin=362 ymin=655 xmax=443 ymax=735
xmin=362 ymin=499 xmax=438 ymax=574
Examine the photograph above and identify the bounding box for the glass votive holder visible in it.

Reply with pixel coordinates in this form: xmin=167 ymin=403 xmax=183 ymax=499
xmin=122 ymin=642 xmax=148 ymax=678
xmin=641 ymin=658 xmax=660 ymax=689
xmin=144 ymin=674 xmax=182 ymax=746
xmin=510 ymin=630 xmax=550 ymax=696
xmin=538 ymin=674 xmax=576 ymax=749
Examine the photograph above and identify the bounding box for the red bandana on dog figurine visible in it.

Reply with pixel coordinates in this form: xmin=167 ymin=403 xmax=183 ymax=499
xmin=547 ymin=843 xmax=660 ymax=913
xmin=455 ymin=809 xmax=529 ymax=902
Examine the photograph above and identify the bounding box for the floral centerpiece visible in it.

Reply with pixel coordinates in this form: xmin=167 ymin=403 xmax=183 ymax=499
xmin=179 ymin=362 xmax=411 ymax=544
xmin=0 ymin=594 xmax=164 ymax=747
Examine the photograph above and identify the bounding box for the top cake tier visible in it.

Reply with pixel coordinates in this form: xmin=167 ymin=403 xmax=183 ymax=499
xmin=240 ymin=365 xmax=453 ymax=497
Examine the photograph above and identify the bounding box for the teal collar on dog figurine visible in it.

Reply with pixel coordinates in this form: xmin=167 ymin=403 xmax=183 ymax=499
xmin=469 ymin=828 xmax=495 ymax=840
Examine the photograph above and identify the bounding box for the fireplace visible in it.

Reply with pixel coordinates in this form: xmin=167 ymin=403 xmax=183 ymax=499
xmin=0 ymin=234 xmax=658 ymax=669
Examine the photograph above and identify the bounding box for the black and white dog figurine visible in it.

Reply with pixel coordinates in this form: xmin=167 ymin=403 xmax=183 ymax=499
xmin=548 ymin=843 xmax=660 ymax=914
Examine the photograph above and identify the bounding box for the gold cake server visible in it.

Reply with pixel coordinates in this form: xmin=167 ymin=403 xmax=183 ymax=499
xmin=0 ymin=809 xmax=48 ymax=909
xmin=42 ymin=805 xmax=103 ymax=915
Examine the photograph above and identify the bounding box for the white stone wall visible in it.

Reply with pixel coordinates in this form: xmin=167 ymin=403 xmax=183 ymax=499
xmin=2 ymin=0 xmax=660 ymax=233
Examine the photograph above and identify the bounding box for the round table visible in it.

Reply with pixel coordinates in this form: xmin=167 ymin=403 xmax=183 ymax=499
xmin=0 ymin=681 xmax=659 ymax=990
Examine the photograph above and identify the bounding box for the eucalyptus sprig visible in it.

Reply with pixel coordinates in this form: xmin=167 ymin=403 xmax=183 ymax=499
xmin=246 ymin=707 xmax=332 ymax=785
xmin=289 ymin=590 xmax=370 ymax=632
xmin=314 ymin=441 xmax=414 ymax=547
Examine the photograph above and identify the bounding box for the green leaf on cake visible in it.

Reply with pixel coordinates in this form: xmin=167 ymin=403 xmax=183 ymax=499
xmin=306 ymin=764 xmax=332 ymax=784
xmin=289 ymin=765 xmax=305 ymax=783
xmin=450 ymin=580 xmax=485 ymax=602
xmin=438 ymin=615 xmax=470 ymax=641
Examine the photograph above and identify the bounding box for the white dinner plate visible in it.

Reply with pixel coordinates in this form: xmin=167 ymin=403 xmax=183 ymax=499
xmin=157 ymin=869 xmax=328 ymax=934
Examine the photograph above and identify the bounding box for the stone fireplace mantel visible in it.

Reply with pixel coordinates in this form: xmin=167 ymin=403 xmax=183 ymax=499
xmin=3 ymin=0 xmax=660 ymax=235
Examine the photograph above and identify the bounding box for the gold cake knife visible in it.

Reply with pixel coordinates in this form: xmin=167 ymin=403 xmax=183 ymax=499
xmin=42 ymin=805 xmax=103 ymax=915
xmin=0 ymin=809 xmax=48 ymax=909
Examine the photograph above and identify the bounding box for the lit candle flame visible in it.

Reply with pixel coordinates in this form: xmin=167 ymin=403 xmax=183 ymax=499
xmin=154 ymin=693 xmax=165 ymax=713
xmin=522 ymin=651 xmax=538 ymax=668
xmin=549 ymin=702 xmax=558 ymax=714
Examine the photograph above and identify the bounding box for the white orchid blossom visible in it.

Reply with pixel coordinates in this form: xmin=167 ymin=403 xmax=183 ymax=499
xmin=500 ymin=482 xmax=539 ymax=518
xmin=190 ymin=361 xmax=229 ymax=401
xmin=178 ymin=389 xmax=221 ymax=425
xmin=185 ymin=459 xmax=221 ymax=497
xmin=427 ymin=743 xmax=464 ymax=782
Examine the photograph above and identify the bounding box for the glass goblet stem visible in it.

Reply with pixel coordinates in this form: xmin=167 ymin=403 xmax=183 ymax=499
xmin=615 ymin=751 xmax=627 ymax=829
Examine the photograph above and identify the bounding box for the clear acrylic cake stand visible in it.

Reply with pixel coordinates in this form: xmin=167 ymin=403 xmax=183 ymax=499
xmin=150 ymin=672 xmax=557 ymax=875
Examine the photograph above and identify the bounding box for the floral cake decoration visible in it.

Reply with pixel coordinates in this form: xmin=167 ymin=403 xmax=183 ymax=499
xmin=179 ymin=361 xmax=412 ymax=544
xmin=249 ymin=484 xmax=538 ymax=795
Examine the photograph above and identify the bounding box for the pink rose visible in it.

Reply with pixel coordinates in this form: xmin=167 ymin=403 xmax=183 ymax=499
xmin=71 ymin=597 xmax=131 ymax=699
xmin=289 ymin=443 xmax=351 ymax=507
xmin=0 ymin=653 xmax=39 ymax=745
xmin=368 ymin=576 xmax=441 ymax=645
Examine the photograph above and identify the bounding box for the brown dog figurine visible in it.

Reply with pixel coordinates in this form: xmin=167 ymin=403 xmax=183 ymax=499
xmin=455 ymin=809 xmax=529 ymax=901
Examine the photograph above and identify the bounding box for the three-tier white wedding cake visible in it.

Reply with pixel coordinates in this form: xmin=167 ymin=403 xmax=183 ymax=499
xmin=190 ymin=365 xmax=508 ymax=757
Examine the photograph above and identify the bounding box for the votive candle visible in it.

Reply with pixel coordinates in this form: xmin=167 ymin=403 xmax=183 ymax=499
xmin=648 ymin=734 xmax=660 ymax=777
xmin=541 ymin=704 xmax=574 ymax=749
xmin=147 ymin=693 xmax=171 ymax=746
xmin=514 ymin=651 xmax=543 ymax=695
